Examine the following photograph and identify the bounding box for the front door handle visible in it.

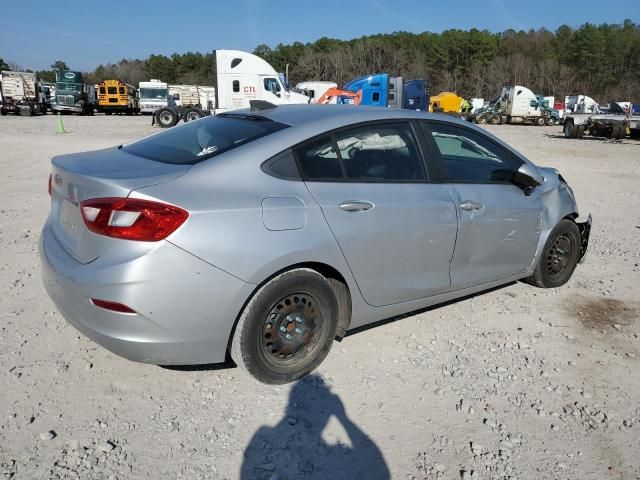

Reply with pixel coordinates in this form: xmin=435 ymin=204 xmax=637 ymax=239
xmin=459 ymin=201 xmax=484 ymax=211
xmin=339 ymin=201 xmax=374 ymax=212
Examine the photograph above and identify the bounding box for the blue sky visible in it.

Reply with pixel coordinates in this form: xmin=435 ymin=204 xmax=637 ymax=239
xmin=1 ymin=0 xmax=638 ymax=71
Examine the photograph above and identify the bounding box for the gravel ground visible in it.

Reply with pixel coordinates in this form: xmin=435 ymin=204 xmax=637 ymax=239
xmin=0 ymin=114 xmax=639 ymax=480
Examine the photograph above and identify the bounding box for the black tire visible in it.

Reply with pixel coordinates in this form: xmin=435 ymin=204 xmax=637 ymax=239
xmin=476 ymin=114 xmax=488 ymax=124
xmin=610 ymin=124 xmax=625 ymax=140
xmin=231 ymin=268 xmax=339 ymax=384
xmin=489 ymin=114 xmax=501 ymax=125
xmin=88 ymin=105 xmax=94 ymax=116
xmin=563 ymin=120 xmax=577 ymax=138
xmin=0 ymin=108 xmax=6 ymax=116
xmin=525 ymin=219 xmax=581 ymax=288
xmin=155 ymin=107 xmax=179 ymax=128
xmin=182 ymin=107 xmax=203 ymax=122
xmin=545 ymin=117 xmax=555 ymax=126
xmin=535 ymin=116 xmax=546 ymax=126
xmin=576 ymin=125 xmax=584 ymax=138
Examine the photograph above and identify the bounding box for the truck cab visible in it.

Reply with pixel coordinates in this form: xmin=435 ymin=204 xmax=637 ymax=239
xmin=52 ymin=70 xmax=95 ymax=115
xmin=139 ymin=79 xmax=169 ymax=114
xmin=214 ymin=50 xmax=309 ymax=113
xmin=339 ymin=74 xmax=428 ymax=110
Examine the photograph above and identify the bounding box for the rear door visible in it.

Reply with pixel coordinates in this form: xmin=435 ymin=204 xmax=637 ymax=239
xmin=296 ymin=121 xmax=458 ymax=307
xmin=421 ymin=121 xmax=543 ymax=289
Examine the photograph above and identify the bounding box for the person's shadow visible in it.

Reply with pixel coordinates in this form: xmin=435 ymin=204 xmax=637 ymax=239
xmin=240 ymin=374 xmax=390 ymax=480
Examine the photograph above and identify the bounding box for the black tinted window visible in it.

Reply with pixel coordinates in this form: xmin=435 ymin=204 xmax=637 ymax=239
xmin=262 ymin=150 xmax=301 ymax=180
xmin=335 ymin=123 xmax=426 ymax=181
xmin=123 ymin=115 xmax=288 ymax=165
xmin=426 ymin=123 xmax=515 ymax=183
xmin=295 ymin=136 xmax=343 ymax=180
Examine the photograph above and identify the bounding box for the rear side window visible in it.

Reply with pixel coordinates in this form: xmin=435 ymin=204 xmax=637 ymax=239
xmin=295 ymin=122 xmax=426 ymax=182
xmin=122 ymin=115 xmax=289 ymax=165
xmin=425 ymin=123 xmax=516 ymax=183
xmin=296 ymin=136 xmax=343 ymax=180
xmin=99 ymin=86 xmax=106 ymax=94
xmin=119 ymin=87 xmax=125 ymax=94
xmin=335 ymin=123 xmax=425 ymax=181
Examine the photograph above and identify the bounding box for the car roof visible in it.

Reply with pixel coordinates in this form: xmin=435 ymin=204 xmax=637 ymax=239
xmin=226 ymin=104 xmax=471 ymax=130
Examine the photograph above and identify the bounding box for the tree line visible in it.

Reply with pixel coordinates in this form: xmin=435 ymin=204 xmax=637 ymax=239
xmin=3 ymin=20 xmax=639 ymax=102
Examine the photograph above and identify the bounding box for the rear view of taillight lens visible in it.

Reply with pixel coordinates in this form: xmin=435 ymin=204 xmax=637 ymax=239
xmin=80 ymin=197 xmax=188 ymax=241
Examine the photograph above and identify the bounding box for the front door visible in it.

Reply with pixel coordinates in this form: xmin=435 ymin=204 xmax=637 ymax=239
xmin=295 ymin=121 xmax=458 ymax=307
xmin=422 ymin=121 xmax=543 ymax=289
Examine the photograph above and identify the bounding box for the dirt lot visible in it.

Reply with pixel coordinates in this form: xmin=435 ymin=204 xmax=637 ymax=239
xmin=0 ymin=114 xmax=639 ymax=480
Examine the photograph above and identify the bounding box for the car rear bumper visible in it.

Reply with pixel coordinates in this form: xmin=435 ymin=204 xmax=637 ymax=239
xmin=39 ymin=220 xmax=254 ymax=365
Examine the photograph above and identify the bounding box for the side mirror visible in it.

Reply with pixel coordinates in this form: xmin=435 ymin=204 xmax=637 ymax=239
xmin=513 ymin=163 xmax=544 ymax=194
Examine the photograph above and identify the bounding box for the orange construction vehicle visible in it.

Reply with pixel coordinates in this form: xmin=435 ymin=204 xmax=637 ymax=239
xmin=315 ymin=87 xmax=362 ymax=105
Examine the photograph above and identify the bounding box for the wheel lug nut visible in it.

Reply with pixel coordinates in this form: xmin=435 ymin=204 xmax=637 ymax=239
xmin=285 ymin=334 xmax=292 ymax=340
xmin=295 ymin=317 xmax=303 ymax=324
xmin=280 ymin=326 xmax=286 ymax=333
xmin=295 ymin=328 xmax=302 ymax=334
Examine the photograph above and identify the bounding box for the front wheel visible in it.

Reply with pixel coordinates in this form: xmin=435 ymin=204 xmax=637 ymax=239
xmin=231 ymin=268 xmax=339 ymax=384
xmin=525 ymin=219 xmax=581 ymax=288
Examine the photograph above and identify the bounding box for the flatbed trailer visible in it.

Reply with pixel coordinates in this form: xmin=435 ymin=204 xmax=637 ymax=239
xmin=563 ymin=113 xmax=637 ymax=139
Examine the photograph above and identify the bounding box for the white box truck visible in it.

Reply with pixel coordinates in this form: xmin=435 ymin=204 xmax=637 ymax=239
xmin=139 ymin=79 xmax=169 ymax=114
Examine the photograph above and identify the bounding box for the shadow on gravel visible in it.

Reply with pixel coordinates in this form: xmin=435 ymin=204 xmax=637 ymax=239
xmin=240 ymin=374 xmax=390 ymax=479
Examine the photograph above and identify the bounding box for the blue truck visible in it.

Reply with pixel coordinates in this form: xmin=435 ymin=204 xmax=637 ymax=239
xmin=338 ymin=74 xmax=429 ymax=111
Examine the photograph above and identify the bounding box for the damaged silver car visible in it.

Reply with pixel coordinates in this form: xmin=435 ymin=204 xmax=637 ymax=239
xmin=40 ymin=104 xmax=591 ymax=384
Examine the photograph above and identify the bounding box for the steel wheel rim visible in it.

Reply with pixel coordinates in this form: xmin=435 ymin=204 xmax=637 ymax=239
xmin=159 ymin=111 xmax=172 ymax=124
xmin=186 ymin=112 xmax=200 ymax=121
xmin=260 ymin=293 xmax=321 ymax=366
xmin=546 ymin=234 xmax=573 ymax=279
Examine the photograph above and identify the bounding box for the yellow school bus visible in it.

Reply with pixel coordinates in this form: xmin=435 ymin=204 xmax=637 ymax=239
xmin=97 ymin=80 xmax=140 ymax=114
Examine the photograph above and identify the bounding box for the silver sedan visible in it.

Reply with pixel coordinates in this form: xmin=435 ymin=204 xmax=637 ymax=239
xmin=40 ymin=104 xmax=591 ymax=384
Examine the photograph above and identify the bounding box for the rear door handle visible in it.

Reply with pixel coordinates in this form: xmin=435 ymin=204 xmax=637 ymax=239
xmin=459 ymin=201 xmax=484 ymax=211
xmin=339 ymin=201 xmax=374 ymax=212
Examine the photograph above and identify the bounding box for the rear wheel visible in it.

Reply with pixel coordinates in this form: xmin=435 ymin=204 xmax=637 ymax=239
xmin=476 ymin=114 xmax=488 ymax=124
xmin=535 ymin=116 xmax=546 ymax=126
xmin=546 ymin=117 xmax=555 ymax=126
xmin=525 ymin=219 xmax=581 ymax=288
xmin=183 ymin=107 xmax=203 ymax=123
xmin=155 ymin=107 xmax=179 ymax=128
xmin=231 ymin=268 xmax=339 ymax=384
xmin=489 ymin=114 xmax=501 ymax=125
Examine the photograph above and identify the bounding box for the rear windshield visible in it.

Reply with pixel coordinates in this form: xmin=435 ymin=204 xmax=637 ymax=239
xmin=122 ymin=115 xmax=289 ymax=164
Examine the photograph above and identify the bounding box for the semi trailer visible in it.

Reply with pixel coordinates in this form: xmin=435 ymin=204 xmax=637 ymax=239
xmin=0 ymin=71 xmax=47 ymax=116
xmin=51 ymin=70 xmax=96 ymax=115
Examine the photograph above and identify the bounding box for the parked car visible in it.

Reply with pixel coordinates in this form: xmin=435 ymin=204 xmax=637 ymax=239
xmin=40 ymin=104 xmax=591 ymax=384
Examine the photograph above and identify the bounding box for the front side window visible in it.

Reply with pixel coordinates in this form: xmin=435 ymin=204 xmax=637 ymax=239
xmin=232 ymin=80 xmax=240 ymax=93
xmin=122 ymin=115 xmax=289 ymax=165
xmin=426 ymin=123 xmax=516 ymax=183
xmin=264 ymin=78 xmax=281 ymax=94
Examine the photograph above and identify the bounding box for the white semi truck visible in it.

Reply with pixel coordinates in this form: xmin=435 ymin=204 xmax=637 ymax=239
xmin=0 ymin=71 xmax=47 ymax=116
xmin=153 ymin=49 xmax=310 ymax=127
xmin=294 ymin=81 xmax=337 ymax=104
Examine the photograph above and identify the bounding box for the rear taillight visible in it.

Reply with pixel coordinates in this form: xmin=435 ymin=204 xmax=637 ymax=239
xmin=80 ymin=197 xmax=188 ymax=242
xmin=48 ymin=174 xmax=52 ymax=196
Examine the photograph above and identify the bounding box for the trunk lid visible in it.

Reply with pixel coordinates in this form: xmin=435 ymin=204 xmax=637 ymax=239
xmin=49 ymin=147 xmax=190 ymax=264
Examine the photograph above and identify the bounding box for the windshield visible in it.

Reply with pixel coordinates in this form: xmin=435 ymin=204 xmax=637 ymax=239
xmin=56 ymin=82 xmax=82 ymax=92
xmin=140 ymin=88 xmax=167 ymax=100
xmin=122 ymin=115 xmax=289 ymax=164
